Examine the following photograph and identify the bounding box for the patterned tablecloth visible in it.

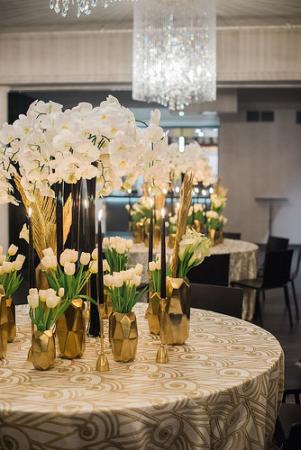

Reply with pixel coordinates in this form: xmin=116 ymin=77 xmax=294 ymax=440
xmin=129 ymin=239 xmax=259 ymax=320
xmin=0 ymin=303 xmax=283 ymax=450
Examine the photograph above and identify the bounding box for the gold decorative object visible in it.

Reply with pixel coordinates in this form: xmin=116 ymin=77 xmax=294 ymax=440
xmin=160 ymin=277 xmax=191 ymax=345
xmin=133 ymin=220 xmax=145 ymax=244
xmin=156 ymin=343 xmax=169 ymax=364
xmin=96 ymin=312 xmax=109 ymax=372
xmin=99 ymin=292 xmax=113 ymax=320
xmin=0 ymin=296 xmax=8 ymax=359
xmin=193 ymin=219 xmax=202 ymax=234
xmin=28 ymin=329 xmax=56 ymax=370
xmin=153 ymin=224 xmax=161 ymax=248
xmin=111 ymin=312 xmax=138 ymax=362
xmin=56 ymin=299 xmax=85 ymax=359
xmin=145 ymin=292 xmax=161 ymax=335
xmin=6 ymin=298 xmax=16 ymax=343
xmin=168 ymin=233 xmax=176 ymax=249
xmin=208 ymin=228 xmax=216 ymax=243
xmin=208 ymin=228 xmax=223 ymax=246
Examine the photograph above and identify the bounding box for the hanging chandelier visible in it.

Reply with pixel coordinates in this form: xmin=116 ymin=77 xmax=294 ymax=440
xmin=132 ymin=0 xmax=216 ymax=111
xmin=49 ymin=0 xmax=135 ymax=17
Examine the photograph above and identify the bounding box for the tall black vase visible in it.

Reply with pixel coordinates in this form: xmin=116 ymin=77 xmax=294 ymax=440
xmin=86 ymin=178 xmax=100 ymax=337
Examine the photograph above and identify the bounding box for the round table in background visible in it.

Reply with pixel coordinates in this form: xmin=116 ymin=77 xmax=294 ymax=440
xmin=129 ymin=239 xmax=259 ymax=320
xmin=0 ymin=303 xmax=283 ymax=450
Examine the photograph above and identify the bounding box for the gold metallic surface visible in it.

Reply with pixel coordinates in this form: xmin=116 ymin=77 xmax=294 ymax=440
xmin=133 ymin=221 xmax=145 ymax=244
xmin=6 ymin=298 xmax=16 ymax=343
xmin=28 ymin=329 xmax=56 ymax=370
xmin=99 ymin=292 xmax=113 ymax=320
xmin=0 ymin=297 xmax=8 ymax=359
xmin=160 ymin=277 xmax=191 ymax=345
xmin=208 ymin=229 xmax=224 ymax=246
xmin=153 ymin=224 xmax=161 ymax=248
xmin=168 ymin=233 xmax=176 ymax=249
xmin=145 ymin=291 xmax=161 ymax=335
xmin=111 ymin=312 xmax=138 ymax=362
xmin=156 ymin=343 xmax=169 ymax=364
xmin=96 ymin=311 xmax=110 ymax=372
xmin=56 ymin=299 xmax=85 ymax=359
xmin=193 ymin=220 xmax=203 ymax=234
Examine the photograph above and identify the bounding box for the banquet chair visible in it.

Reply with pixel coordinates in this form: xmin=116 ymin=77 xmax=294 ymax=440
xmin=283 ymin=364 xmax=301 ymax=405
xmin=232 ymin=249 xmax=294 ymax=328
xmin=187 ymin=253 xmax=230 ymax=287
xmin=190 ymin=283 xmax=243 ymax=318
xmin=223 ymin=232 xmax=241 ymax=240
xmin=266 ymin=236 xmax=290 ymax=252
xmin=277 ymin=404 xmax=301 ymax=450
xmin=290 ymin=247 xmax=301 ymax=318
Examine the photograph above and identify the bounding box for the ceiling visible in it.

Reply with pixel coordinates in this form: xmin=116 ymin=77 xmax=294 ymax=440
xmin=1 ymin=0 xmax=301 ymax=32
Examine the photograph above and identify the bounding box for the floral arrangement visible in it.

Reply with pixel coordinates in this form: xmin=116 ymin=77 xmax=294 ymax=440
xmin=103 ymin=265 xmax=144 ymax=313
xmin=206 ymin=210 xmax=228 ymax=231
xmin=187 ymin=203 xmax=205 ymax=225
xmin=103 ymin=237 xmax=133 ymax=273
xmin=127 ymin=196 xmax=153 ymax=223
xmin=177 ymin=228 xmax=212 ymax=278
xmin=40 ymin=248 xmax=97 ymax=304
xmin=27 ymin=288 xmax=66 ymax=332
xmin=210 ymin=192 xmax=227 ymax=213
xmin=0 ymin=245 xmax=25 ymax=298
xmin=148 ymin=258 xmax=161 ymax=293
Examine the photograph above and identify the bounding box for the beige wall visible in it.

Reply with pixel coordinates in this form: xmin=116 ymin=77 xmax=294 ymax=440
xmin=220 ymin=93 xmax=301 ymax=244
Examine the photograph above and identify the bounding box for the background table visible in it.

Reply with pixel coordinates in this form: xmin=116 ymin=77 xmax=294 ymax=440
xmin=0 ymin=304 xmax=283 ymax=450
xmin=130 ymin=239 xmax=258 ymax=320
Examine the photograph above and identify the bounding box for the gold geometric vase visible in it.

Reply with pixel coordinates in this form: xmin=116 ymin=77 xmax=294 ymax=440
xmin=110 ymin=311 xmax=138 ymax=362
xmin=56 ymin=299 xmax=85 ymax=359
xmin=145 ymin=292 xmax=161 ymax=335
xmin=160 ymin=277 xmax=191 ymax=345
xmin=6 ymin=298 xmax=16 ymax=343
xmin=28 ymin=329 xmax=56 ymax=370
xmin=0 ymin=296 xmax=8 ymax=359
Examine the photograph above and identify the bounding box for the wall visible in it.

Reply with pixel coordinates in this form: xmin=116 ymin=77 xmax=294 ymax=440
xmin=0 ymin=86 xmax=9 ymax=251
xmin=220 ymin=90 xmax=301 ymax=244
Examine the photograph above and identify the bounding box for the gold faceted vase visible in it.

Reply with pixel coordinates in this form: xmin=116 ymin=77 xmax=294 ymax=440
xmin=56 ymin=299 xmax=85 ymax=359
xmin=160 ymin=277 xmax=191 ymax=345
xmin=145 ymin=292 xmax=161 ymax=335
xmin=6 ymin=298 xmax=16 ymax=343
xmin=0 ymin=297 xmax=8 ymax=359
xmin=99 ymin=292 xmax=113 ymax=320
xmin=111 ymin=312 xmax=138 ymax=362
xmin=193 ymin=219 xmax=203 ymax=234
xmin=28 ymin=329 xmax=56 ymax=370
xmin=133 ymin=220 xmax=145 ymax=244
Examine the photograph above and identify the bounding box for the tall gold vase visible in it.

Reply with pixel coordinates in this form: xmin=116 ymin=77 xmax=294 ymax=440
xmin=133 ymin=221 xmax=145 ymax=244
xmin=28 ymin=329 xmax=56 ymax=370
xmin=153 ymin=224 xmax=161 ymax=248
xmin=6 ymin=298 xmax=16 ymax=343
xmin=145 ymin=292 xmax=161 ymax=335
xmin=111 ymin=312 xmax=138 ymax=362
xmin=0 ymin=297 xmax=8 ymax=359
xmin=160 ymin=277 xmax=191 ymax=345
xmin=56 ymin=299 xmax=85 ymax=359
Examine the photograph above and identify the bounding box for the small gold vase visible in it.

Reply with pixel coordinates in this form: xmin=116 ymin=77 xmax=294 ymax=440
xmin=6 ymin=298 xmax=16 ymax=343
xmin=56 ymin=299 xmax=85 ymax=359
xmin=99 ymin=292 xmax=113 ymax=320
xmin=28 ymin=329 xmax=56 ymax=370
xmin=193 ymin=219 xmax=202 ymax=234
xmin=111 ymin=311 xmax=138 ymax=362
xmin=145 ymin=292 xmax=161 ymax=335
xmin=208 ymin=228 xmax=217 ymax=245
xmin=168 ymin=233 xmax=176 ymax=249
xmin=0 ymin=297 xmax=8 ymax=359
xmin=133 ymin=221 xmax=145 ymax=244
xmin=160 ymin=277 xmax=191 ymax=345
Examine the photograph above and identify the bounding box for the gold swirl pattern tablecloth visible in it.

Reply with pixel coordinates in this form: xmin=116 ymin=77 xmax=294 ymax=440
xmin=0 ymin=304 xmax=283 ymax=450
xmin=130 ymin=239 xmax=258 ymax=321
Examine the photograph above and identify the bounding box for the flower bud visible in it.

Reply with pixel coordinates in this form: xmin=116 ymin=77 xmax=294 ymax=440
xmin=8 ymin=244 xmax=18 ymax=257
xmin=64 ymin=262 xmax=76 ymax=276
xmin=80 ymin=252 xmax=90 ymax=266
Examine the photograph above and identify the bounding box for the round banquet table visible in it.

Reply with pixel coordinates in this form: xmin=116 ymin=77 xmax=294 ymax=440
xmin=0 ymin=304 xmax=283 ymax=450
xmin=129 ymin=238 xmax=259 ymax=321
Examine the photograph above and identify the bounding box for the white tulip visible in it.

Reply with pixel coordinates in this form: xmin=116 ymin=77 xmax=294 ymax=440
xmin=155 ymin=260 xmax=161 ymax=271
xmin=133 ymin=275 xmax=141 ymax=287
xmin=113 ymin=273 xmax=123 ymax=288
xmin=39 ymin=289 xmax=48 ymax=302
xmin=42 ymin=255 xmax=57 ymax=270
xmin=69 ymin=249 xmax=78 ymax=263
xmin=15 ymin=254 xmax=26 ymax=269
xmin=134 ymin=263 xmax=143 ymax=275
xmin=80 ymin=252 xmax=90 ymax=266
xmin=46 ymin=294 xmax=60 ymax=309
xmin=149 ymin=261 xmax=156 ymax=272
xmin=8 ymin=244 xmax=18 ymax=257
xmin=27 ymin=294 xmax=39 ymax=309
xmin=0 ymin=255 xmax=5 ymax=265
xmin=102 ymin=238 xmax=109 ymax=249
xmin=19 ymin=224 xmax=29 ymax=243
xmin=126 ymin=239 xmax=133 ymax=251
xmin=115 ymin=242 xmax=126 ymax=254
xmin=29 ymin=288 xmax=38 ymax=296
xmin=103 ymin=274 xmax=113 ymax=287
xmin=103 ymin=260 xmax=110 ymax=272
xmin=42 ymin=248 xmax=55 ymax=257
xmin=89 ymin=260 xmax=98 ymax=274
xmin=58 ymin=287 xmax=65 ymax=297
xmin=92 ymin=248 xmax=98 ymax=260
xmin=60 ymin=252 xmax=68 ymax=266
xmin=2 ymin=261 xmax=13 ymax=273
xmin=64 ymin=262 xmax=76 ymax=276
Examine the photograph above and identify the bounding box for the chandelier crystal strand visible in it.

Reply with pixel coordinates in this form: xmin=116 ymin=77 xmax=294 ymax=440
xmin=132 ymin=0 xmax=216 ymax=111
xmin=49 ymin=0 xmax=136 ymax=16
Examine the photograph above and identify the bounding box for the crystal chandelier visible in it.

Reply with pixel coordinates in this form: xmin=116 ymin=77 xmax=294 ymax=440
xmin=132 ymin=0 xmax=216 ymax=111
xmin=49 ymin=0 xmax=135 ymax=17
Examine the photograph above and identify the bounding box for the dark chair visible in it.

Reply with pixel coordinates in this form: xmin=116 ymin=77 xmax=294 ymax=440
xmin=191 ymin=283 xmax=243 ymax=318
xmin=266 ymin=235 xmax=289 ymax=252
xmin=277 ymin=404 xmax=301 ymax=450
xmin=232 ymin=249 xmax=294 ymax=327
xmin=187 ymin=253 xmax=230 ymax=287
xmin=283 ymin=364 xmax=301 ymax=405
xmin=223 ymin=232 xmax=241 ymax=240
xmin=290 ymin=247 xmax=301 ymax=319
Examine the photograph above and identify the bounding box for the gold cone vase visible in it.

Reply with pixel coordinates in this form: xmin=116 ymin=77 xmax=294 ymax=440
xmin=160 ymin=277 xmax=191 ymax=345
xmin=145 ymin=292 xmax=161 ymax=335
xmin=28 ymin=329 xmax=56 ymax=370
xmin=56 ymin=299 xmax=85 ymax=359
xmin=6 ymin=298 xmax=16 ymax=343
xmin=111 ymin=312 xmax=138 ymax=362
xmin=0 ymin=297 xmax=8 ymax=359
xmin=133 ymin=220 xmax=145 ymax=244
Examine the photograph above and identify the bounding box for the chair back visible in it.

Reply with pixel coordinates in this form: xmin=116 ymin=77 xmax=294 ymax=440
xmin=263 ymin=249 xmax=293 ymax=289
xmin=223 ymin=232 xmax=241 ymax=240
xmin=293 ymin=247 xmax=301 ymax=277
xmin=187 ymin=253 xmax=230 ymax=286
xmin=287 ymin=423 xmax=301 ymax=450
xmin=266 ymin=235 xmax=289 ymax=252
xmin=191 ymin=283 xmax=243 ymax=318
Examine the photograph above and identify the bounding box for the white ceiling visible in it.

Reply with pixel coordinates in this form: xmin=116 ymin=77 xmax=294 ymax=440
xmin=1 ymin=0 xmax=301 ymax=32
